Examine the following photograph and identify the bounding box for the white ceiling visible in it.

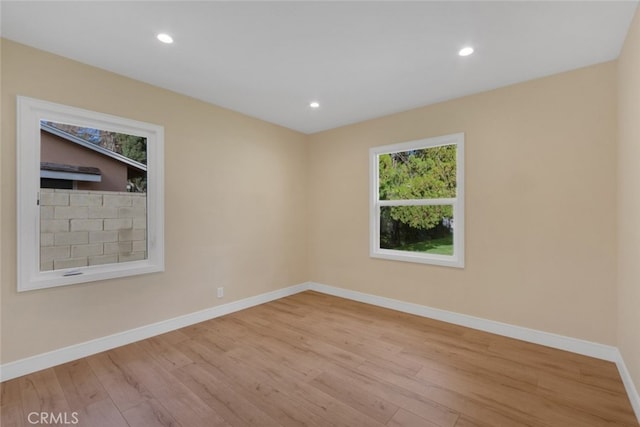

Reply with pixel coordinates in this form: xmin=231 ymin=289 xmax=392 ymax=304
xmin=1 ymin=1 xmax=638 ymax=134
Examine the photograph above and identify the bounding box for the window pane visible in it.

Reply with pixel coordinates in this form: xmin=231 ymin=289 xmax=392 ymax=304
xmin=380 ymin=205 xmax=454 ymax=256
xmin=39 ymin=121 xmax=147 ymax=271
xmin=378 ymin=144 xmax=456 ymax=200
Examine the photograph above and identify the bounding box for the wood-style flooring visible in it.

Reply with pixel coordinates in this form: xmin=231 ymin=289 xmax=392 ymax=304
xmin=1 ymin=291 xmax=638 ymax=426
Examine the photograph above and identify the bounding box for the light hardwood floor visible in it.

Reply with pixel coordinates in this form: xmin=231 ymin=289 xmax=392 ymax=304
xmin=1 ymin=291 xmax=638 ymax=426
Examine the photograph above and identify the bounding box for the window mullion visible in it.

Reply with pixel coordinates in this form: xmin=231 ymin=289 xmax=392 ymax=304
xmin=378 ymin=198 xmax=456 ymax=207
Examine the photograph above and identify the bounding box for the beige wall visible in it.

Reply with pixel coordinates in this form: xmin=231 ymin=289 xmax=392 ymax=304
xmin=0 ymin=39 xmax=309 ymax=363
xmin=618 ymin=4 xmax=640 ymax=401
xmin=0 ymin=33 xmax=629 ymax=371
xmin=308 ymin=62 xmax=618 ymax=344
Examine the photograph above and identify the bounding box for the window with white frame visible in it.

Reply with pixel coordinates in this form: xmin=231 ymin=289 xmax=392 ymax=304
xmin=17 ymin=96 xmax=164 ymax=291
xmin=370 ymin=133 xmax=464 ymax=268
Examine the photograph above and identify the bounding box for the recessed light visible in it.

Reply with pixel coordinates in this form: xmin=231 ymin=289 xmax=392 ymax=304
xmin=309 ymin=101 xmax=320 ymax=109
xmin=458 ymin=46 xmax=474 ymax=57
xmin=157 ymin=33 xmax=174 ymax=44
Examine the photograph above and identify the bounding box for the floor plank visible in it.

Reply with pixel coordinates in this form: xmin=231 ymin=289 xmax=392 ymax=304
xmin=19 ymin=369 xmax=72 ymax=417
xmin=1 ymin=291 xmax=637 ymax=427
xmin=0 ymin=379 xmax=26 ymax=427
xmin=120 ymin=398 xmax=181 ymax=427
xmin=387 ymin=408 xmax=442 ymax=427
xmin=309 ymin=370 xmax=400 ymax=424
xmin=54 ymin=359 xmax=109 ymax=409
xmin=172 ymin=362 xmax=281 ymax=427
xmin=86 ymin=351 xmax=153 ymax=412
xmin=76 ymin=397 xmax=129 ymax=427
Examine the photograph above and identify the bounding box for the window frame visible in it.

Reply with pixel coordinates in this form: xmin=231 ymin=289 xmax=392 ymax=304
xmin=17 ymin=96 xmax=165 ymax=292
xmin=369 ymin=133 xmax=464 ymax=268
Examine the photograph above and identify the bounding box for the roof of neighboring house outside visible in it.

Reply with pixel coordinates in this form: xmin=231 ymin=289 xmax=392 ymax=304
xmin=41 ymin=122 xmax=147 ymax=173
xmin=40 ymin=162 xmax=101 ymax=175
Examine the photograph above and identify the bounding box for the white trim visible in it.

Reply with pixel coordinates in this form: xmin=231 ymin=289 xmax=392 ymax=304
xmin=369 ymin=133 xmax=464 ymax=268
xmin=370 ymin=133 xmax=464 ymax=155
xmin=17 ymin=96 xmax=165 ymax=292
xmin=378 ymin=198 xmax=457 ymax=207
xmin=614 ymin=349 xmax=640 ymax=422
xmin=372 ymin=247 xmax=461 ymax=268
xmin=2 ymin=280 xmax=637 ymax=424
xmin=308 ymin=282 xmax=618 ymax=360
xmin=0 ymin=283 xmax=308 ymax=382
xmin=308 ymin=282 xmax=639 ymax=423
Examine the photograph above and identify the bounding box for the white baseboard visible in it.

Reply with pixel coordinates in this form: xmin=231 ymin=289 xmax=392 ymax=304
xmin=0 ymin=282 xmax=308 ymax=382
xmin=307 ymin=282 xmax=618 ymax=360
xmin=614 ymin=348 xmax=640 ymax=422
xmin=2 ymin=280 xmax=638 ymax=424
xmin=308 ymin=281 xmax=640 ymax=423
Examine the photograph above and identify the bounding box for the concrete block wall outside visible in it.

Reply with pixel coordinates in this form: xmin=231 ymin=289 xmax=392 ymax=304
xmin=39 ymin=189 xmax=147 ymax=271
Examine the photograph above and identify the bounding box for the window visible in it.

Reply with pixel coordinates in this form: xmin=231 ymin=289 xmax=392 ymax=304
xmin=370 ymin=133 xmax=464 ymax=267
xmin=17 ymin=96 xmax=164 ymax=291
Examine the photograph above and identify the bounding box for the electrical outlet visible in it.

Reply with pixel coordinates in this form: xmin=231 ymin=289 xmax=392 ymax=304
xmin=217 ymin=287 xmax=224 ymax=299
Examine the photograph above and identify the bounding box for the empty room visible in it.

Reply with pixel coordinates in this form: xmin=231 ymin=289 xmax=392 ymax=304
xmin=1 ymin=1 xmax=640 ymax=426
